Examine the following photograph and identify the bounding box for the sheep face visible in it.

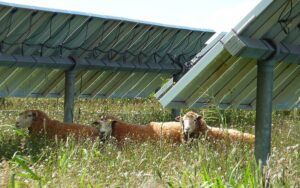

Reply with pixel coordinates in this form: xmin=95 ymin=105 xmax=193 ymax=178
xmin=92 ymin=117 xmax=113 ymax=140
xmin=176 ymin=111 xmax=202 ymax=137
xmin=16 ymin=111 xmax=36 ymax=128
xmin=182 ymin=115 xmax=197 ymax=135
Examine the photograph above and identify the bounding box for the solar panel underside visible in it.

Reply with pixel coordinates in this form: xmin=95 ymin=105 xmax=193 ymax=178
xmin=158 ymin=0 xmax=300 ymax=109
xmin=0 ymin=3 xmax=214 ymax=98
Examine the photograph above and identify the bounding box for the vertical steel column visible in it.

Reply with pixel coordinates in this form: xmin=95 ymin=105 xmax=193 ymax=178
xmin=171 ymin=56 xmax=185 ymax=120
xmin=64 ymin=57 xmax=77 ymax=123
xmin=254 ymin=39 xmax=280 ymax=167
xmin=64 ymin=69 xmax=75 ymax=123
xmin=255 ymin=59 xmax=274 ymax=166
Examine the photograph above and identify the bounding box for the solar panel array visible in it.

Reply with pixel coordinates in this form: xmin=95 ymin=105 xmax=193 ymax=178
xmin=158 ymin=0 xmax=300 ymax=109
xmin=0 ymin=2 xmax=214 ymax=98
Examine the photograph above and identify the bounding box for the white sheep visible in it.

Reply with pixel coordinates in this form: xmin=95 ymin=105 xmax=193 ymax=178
xmin=177 ymin=111 xmax=255 ymax=144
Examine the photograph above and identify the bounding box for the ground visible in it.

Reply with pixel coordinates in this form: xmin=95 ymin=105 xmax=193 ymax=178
xmin=0 ymin=97 xmax=299 ymax=187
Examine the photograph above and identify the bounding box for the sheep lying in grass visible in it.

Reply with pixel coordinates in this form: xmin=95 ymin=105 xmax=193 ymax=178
xmin=177 ymin=111 xmax=255 ymax=144
xmin=15 ymin=110 xmax=102 ymax=140
xmin=92 ymin=115 xmax=183 ymax=143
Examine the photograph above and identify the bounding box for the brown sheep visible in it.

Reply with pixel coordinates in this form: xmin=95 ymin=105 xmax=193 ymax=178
xmin=176 ymin=111 xmax=255 ymax=144
xmin=15 ymin=110 xmax=102 ymax=140
xmin=92 ymin=115 xmax=183 ymax=143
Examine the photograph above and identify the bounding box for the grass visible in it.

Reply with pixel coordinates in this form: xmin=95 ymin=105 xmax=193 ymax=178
xmin=0 ymin=97 xmax=299 ymax=187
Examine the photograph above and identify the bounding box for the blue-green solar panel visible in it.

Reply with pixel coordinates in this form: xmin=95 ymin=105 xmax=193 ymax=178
xmin=0 ymin=2 xmax=214 ymax=98
xmin=158 ymin=0 xmax=300 ymax=109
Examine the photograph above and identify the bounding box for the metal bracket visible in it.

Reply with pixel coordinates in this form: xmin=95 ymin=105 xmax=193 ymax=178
xmin=224 ymin=32 xmax=300 ymax=64
xmin=68 ymin=56 xmax=79 ymax=71
xmin=260 ymin=39 xmax=281 ymax=62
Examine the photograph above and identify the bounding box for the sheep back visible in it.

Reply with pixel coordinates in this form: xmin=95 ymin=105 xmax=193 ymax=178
xmin=150 ymin=122 xmax=182 ymax=143
xmin=112 ymin=121 xmax=157 ymax=142
xmin=206 ymin=127 xmax=255 ymax=144
xmin=29 ymin=110 xmax=99 ymax=139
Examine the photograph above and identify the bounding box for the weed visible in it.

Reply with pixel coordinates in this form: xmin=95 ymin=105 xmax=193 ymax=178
xmin=0 ymin=97 xmax=299 ymax=187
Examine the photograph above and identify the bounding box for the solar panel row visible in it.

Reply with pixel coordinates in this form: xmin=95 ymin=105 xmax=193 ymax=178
xmin=0 ymin=3 xmax=214 ymax=99
xmin=158 ymin=0 xmax=300 ymax=110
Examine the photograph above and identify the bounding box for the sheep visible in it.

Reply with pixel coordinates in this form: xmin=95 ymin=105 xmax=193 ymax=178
xmin=92 ymin=115 xmax=183 ymax=143
xmin=15 ymin=110 xmax=102 ymax=140
xmin=176 ymin=111 xmax=255 ymax=144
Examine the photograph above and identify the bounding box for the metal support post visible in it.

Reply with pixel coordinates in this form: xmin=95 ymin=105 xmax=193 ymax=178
xmin=255 ymin=60 xmax=274 ymax=166
xmin=64 ymin=69 xmax=75 ymax=123
xmin=64 ymin=57 xmax=77 ymax=123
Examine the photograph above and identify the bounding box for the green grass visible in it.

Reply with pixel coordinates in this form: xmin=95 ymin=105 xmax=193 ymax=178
xmin=0 ymin=97 xmax=299 ymax=187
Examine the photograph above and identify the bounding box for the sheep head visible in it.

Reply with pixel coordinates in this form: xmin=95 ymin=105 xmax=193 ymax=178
xmin=15 ymin=110 xmax=38 ymax=128
xmin=92 ymin=115 xmax=117 ymax=141
xmin=175 ymin=111 xmax=206 ymax=140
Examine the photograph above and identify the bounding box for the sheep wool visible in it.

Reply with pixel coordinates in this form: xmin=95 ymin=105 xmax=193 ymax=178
xmin=16 ymin=110 xmax=101 ymax=140
xmin=94 ymin=115 xmax=183 ymax=143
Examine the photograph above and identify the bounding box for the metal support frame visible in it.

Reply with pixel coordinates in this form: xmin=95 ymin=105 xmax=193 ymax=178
xmin=170 ymin=58 xmax=185 ymax=120
xmin=255 ymin=60 xmax=274 ymax=166
xmin=0 ymin=54 xmax=180 ymax=73
xmin=254 ymin=39 xmax=280 ymax=166
xmin=224 ymin=33 xmax=300 ymax=65
xmin=224 ymin=34 xmax=288 ymax=166
xmin=63 ymin=57 xmax=77 ymax=123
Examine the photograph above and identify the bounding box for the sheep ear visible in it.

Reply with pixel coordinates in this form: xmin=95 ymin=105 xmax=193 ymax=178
xmin=175 ymin=116 xmax=181 ymax=122
xmin=196 ymin=115 xmax=202 ymax=120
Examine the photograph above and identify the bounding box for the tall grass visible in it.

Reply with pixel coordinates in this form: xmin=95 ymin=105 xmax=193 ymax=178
xmin=0 ymin=97 xmax=299 ymax=187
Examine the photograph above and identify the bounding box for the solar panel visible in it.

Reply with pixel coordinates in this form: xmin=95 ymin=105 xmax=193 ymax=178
xmin=0 ymin=2 xmax=214 ymax=98
xmin=157 ymin=0 xmax=300 ymax=110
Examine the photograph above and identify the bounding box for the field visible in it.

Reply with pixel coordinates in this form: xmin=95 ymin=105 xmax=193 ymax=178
xmin=0 ymin=97 xmax=299 ymax=187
